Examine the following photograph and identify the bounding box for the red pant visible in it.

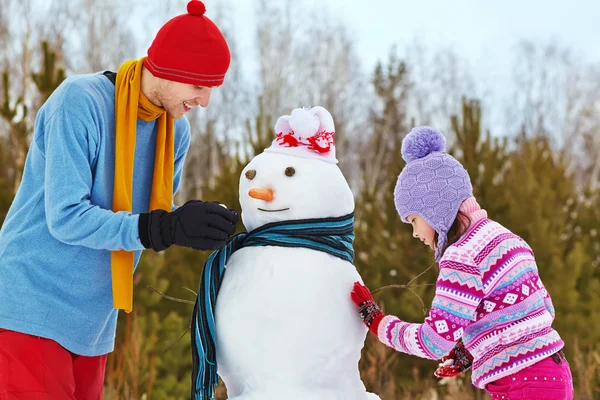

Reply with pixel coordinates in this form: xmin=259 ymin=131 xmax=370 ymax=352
xmin=0 ymin=329 xmax=107 ymax=400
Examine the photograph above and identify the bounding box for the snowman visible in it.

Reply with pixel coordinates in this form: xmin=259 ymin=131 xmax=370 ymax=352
xmin=191 ymin=106 xmax=380 ymax=400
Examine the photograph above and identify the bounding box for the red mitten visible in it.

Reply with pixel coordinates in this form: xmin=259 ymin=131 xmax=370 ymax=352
xmin=434 ymin=339 xmax=474 ymax=378
xmin=350 ymin=282 xmax=384 ymax=335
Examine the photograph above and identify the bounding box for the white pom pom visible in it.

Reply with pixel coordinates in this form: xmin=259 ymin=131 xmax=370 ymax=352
xmin=289 ymin=108 xmax=320 ymax=138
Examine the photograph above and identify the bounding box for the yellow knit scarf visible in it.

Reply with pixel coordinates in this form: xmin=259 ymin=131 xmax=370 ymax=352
xmin=112 ymin=57 xmax=174 ymax=312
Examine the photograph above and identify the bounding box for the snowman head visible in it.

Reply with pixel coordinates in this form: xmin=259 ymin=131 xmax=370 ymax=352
xmin=239 ymin=106 xmax=354 ymax=232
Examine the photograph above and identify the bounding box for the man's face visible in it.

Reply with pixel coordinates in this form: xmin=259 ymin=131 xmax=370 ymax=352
xmin=154 ymin=80 xmax=215 ymax=119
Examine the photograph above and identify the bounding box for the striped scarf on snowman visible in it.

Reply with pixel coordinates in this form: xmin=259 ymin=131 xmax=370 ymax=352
xmin=191 ymin=213 xmax=355 ymax=400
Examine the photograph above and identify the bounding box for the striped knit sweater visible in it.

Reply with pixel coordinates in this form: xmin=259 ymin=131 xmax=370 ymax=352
xmin=377 ymin=212 xmax=564 ymax=388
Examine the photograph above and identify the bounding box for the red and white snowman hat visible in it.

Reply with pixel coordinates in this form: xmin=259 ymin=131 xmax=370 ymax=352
xmin=264 ymin=106 xmax=338 ymax=164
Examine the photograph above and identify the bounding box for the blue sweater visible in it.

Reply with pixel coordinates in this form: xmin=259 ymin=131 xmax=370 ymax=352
xmin=0 ymin=72 xmax=191 ymax=356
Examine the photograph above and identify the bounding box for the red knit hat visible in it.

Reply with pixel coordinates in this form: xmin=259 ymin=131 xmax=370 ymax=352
xmin=144 ymin=0 xmax=230 ymax=86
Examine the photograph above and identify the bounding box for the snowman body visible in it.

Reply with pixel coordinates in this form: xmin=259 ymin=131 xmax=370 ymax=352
xmin=213 ymin=107 xmax=380 ymax=399
xmin=216 ymin=247 xmax=373 ymax=400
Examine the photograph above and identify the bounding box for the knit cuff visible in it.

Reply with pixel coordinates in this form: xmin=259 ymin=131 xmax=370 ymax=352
xmin=369 ymin=313 xmax=385 ymax=335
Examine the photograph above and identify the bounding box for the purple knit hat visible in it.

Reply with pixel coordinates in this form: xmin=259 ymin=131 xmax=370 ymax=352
xmin=394 ymin=126 xmax=472 ymax=260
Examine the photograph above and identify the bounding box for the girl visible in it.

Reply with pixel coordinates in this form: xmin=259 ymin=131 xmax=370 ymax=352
xmin=351 ymin=126 xmax=574 ymax=399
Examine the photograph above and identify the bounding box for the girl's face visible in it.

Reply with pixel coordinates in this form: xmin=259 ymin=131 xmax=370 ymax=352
xmin=407 ymin=214 xmax=436 ymax=251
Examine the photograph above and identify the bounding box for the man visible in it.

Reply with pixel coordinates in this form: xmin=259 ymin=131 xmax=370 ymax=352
xmin=0 ymin=1 xmax=238 ymax=398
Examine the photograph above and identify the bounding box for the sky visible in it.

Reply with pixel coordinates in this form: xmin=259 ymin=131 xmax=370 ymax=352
xmin=230 ymin=0 xmax=600 ymax=72
xmin=141 ymin=1 xmax=600 ymax=93
xmin=22 ymin=0 xmax=600 ymax=123
xmin=129 ymin=0 xmax=600 ymax=136
xmin=216 ymin=0 xmax=599 ymax=133
xmin=320 ymin=0 xmax=599 ymax=66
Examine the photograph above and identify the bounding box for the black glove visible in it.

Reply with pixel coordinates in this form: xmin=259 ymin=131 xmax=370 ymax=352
xmin=139 ymin=200 xmax=239 ymax=252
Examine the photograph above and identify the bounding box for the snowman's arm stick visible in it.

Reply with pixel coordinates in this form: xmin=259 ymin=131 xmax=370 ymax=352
xmin=145 ymin=285 xmax=200 ymax=353
xmin=181 ymin=286 xmax=198 ymax=297
xmin=370 ymin=261 xmax=437 ymax=315
xmin=371 ymin=283 xmax=435 ymax=316
xmin=370 ymin=283 xmax=435 ymax=295
xmin=159 ymin=328 xmax=190 ymax=354
xmin=146 ymin=285 xmax=195 ymax=305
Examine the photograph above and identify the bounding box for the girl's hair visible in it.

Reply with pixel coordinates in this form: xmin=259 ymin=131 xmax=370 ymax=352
xmin=433 ymin=210 xmax=471 ymax=256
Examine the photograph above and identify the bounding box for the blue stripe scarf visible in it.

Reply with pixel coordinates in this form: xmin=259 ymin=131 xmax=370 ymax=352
xmin=191 ymin=213 xmax=355 ymax=399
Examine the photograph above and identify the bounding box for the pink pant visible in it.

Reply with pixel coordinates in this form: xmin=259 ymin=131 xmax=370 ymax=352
xmin=485 ymin=351 xmax=574 ymax=400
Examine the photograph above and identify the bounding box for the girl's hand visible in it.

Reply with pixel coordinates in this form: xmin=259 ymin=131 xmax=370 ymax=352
xmin=434 ymin=339 xmax=474 ymax=378
xmin=350 ymin=282 xmax=385 ymax=335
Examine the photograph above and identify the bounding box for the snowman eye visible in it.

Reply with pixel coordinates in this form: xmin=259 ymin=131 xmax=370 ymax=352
xmin=285 ymin=167 xmax=295 ymax=177
xmin=245 ymin=170 xmax=256 ymax=180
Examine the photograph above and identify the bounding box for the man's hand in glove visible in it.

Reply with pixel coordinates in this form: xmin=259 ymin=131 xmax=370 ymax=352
xmin=139 ymin=200 xmax=239 ymax=252
xmin=350 ymin=282 xmax=385 ymax=335
xmin=434 ymin=339 xmax=474 ymax=378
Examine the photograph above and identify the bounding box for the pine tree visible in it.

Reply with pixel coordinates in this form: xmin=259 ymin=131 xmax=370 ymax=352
xmin=31 ymin=41 xmax=66 ymax=105
xmin=353 ymin=51 xmax=442 ymax=394
xmin=0 ymin=69 xmax=29 ymax=196
xmin=355 ymin=51 xmax=422 ymax=290
xmin=449 ymin=97 xmax=509 ymax=217
xmin=0 ymin=41 xmax=65 ymax=226
xmin=0 ymin=135 xmax=12 ymax=225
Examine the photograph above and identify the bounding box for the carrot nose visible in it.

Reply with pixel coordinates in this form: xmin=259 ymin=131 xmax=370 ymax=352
xmin=248 ymin=188 xmax=274 ymax=202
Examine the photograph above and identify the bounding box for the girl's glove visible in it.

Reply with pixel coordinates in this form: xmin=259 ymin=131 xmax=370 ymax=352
xmin=350 ymin=282 xmax=384 ymax=335
xmin=434 ymin=339 xmax=474 ymax=378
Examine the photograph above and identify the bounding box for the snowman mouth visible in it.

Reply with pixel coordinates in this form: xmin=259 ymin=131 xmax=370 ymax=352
xmin=257 ymin=207 xmax=290 ymax=212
